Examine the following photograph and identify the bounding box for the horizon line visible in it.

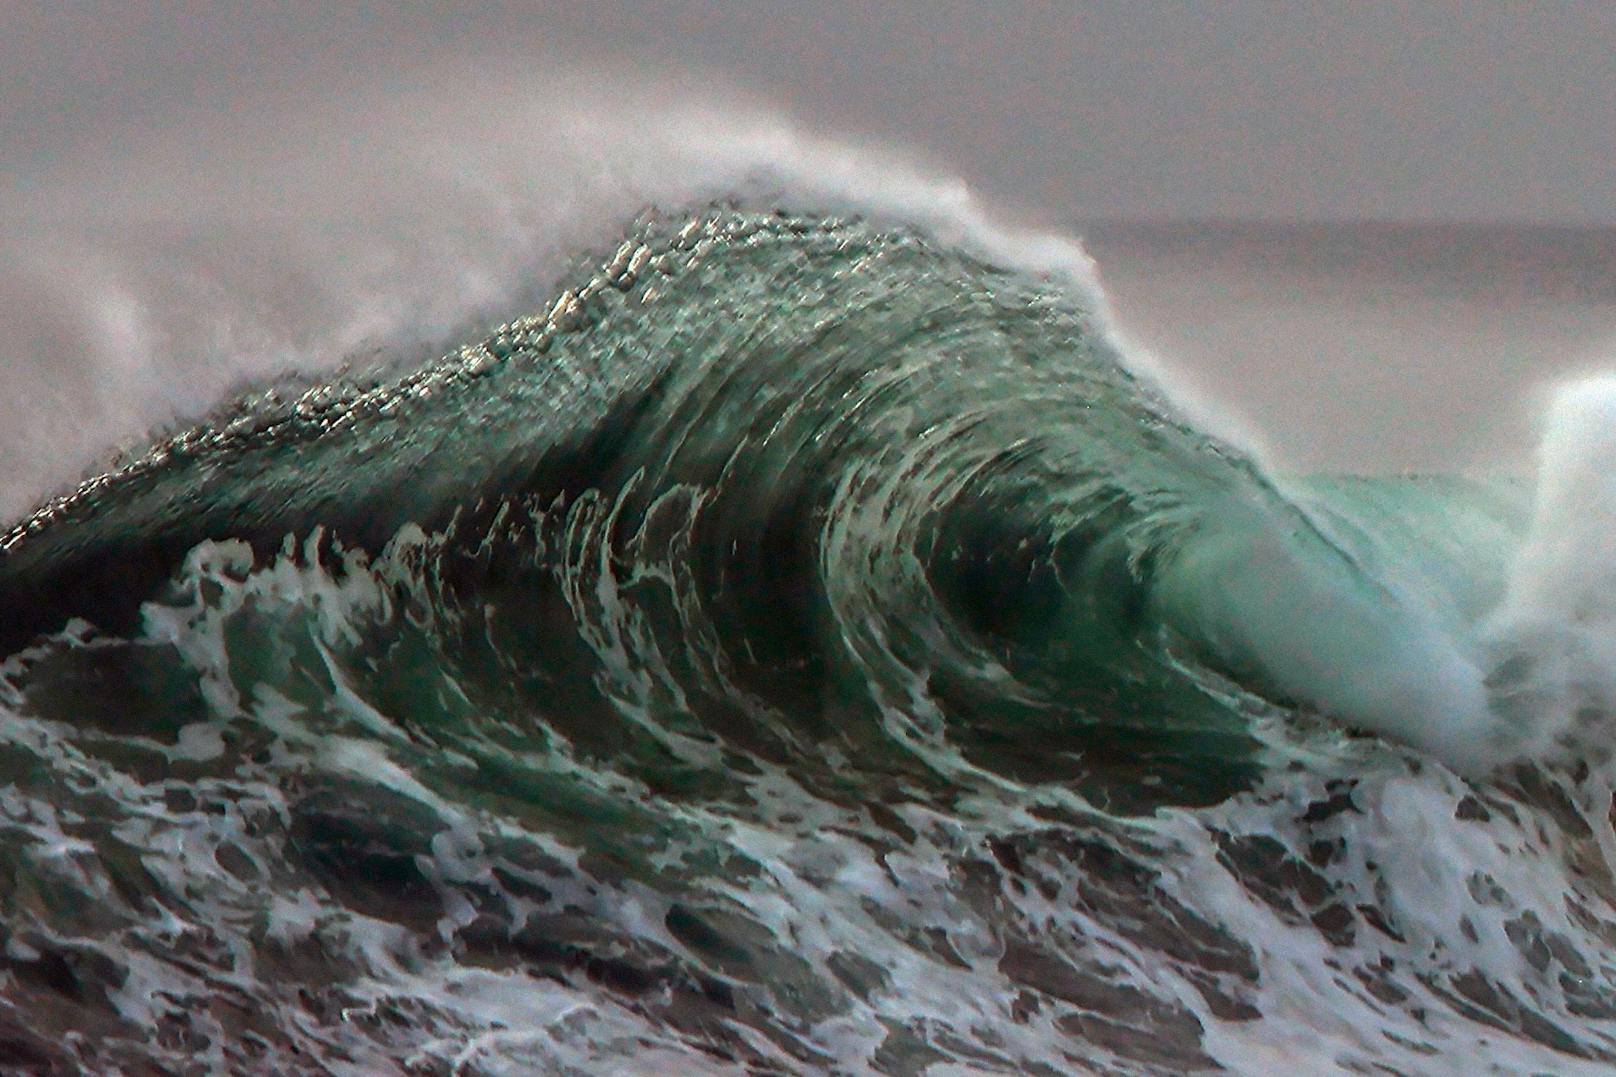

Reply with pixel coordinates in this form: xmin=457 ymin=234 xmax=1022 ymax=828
xmin=1069 ymin=215 xmax=1616 ymax=233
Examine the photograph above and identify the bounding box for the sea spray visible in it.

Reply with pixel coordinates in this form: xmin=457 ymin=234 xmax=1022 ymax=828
xmin=1486 ymin=376 xmax=1616 ymax=762
xmin=0 ymin=72 xmax=1254 ymax=523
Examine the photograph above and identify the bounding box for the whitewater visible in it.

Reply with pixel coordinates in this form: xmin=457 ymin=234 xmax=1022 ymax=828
xmin=4 ymin=82 xmax=1616 ymax=1075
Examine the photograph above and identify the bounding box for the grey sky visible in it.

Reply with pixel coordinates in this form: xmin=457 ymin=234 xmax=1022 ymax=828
xmin=6 ymin=2 xmax=1615 ymax=224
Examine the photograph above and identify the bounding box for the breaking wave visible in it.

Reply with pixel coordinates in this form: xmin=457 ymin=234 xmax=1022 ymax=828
xmin=4 ymin=202 xmax=1616 ymax=1074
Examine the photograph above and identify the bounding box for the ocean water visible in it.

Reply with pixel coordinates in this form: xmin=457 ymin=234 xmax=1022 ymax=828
xmin=5 ymin=191 xmax=1616 ymax=1076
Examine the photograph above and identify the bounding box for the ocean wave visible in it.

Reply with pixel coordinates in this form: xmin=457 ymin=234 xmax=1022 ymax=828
xmin=4 ymin=207 xmax=1616 ymax=1073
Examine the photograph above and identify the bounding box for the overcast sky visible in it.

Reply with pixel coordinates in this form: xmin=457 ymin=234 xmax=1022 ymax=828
xmin=6 ymin=2 xmax=1615 ymax=225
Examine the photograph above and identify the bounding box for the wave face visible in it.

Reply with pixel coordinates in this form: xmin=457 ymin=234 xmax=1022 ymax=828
xmin=3 ymin=209 xmax=1616 ymax=1073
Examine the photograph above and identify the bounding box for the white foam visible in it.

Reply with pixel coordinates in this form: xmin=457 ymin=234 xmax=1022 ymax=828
xmin=1485 ymin=375 xmax=1616 ymax=760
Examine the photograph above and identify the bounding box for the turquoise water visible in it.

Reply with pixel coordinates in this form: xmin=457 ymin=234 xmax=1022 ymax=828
xmin=2 ymin=210 xmax=1614 ymax=1074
